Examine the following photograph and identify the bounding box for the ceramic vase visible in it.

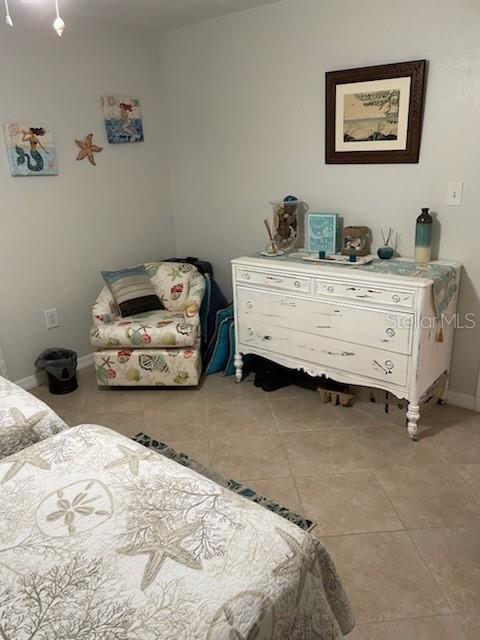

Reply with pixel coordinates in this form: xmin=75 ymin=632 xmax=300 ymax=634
xmin=415 ymin=207 xmax=433 ymax=263
xmin=377 ymin=245 xmax=394 ymax=260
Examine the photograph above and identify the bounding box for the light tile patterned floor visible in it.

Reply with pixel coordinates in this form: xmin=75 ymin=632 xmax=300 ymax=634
xmin=32 ymin=367 xmax=480 ymax=639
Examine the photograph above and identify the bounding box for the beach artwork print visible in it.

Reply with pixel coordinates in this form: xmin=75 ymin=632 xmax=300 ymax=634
xmin=344 ymin=89 xmax=400 ymax=141
xmin=4 ymin=123 xmax=58 ymax=176
xmin=335 ymin=77 xmax=411 ymax=153
xmin=102 ymin=96 xmax=144 ymax=144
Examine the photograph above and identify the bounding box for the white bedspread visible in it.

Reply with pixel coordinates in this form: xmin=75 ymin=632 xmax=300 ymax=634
xmin=0 ymin=425 xmax=354 ymax=639
xmin=0 ymin=375 xmax=67 ymax=459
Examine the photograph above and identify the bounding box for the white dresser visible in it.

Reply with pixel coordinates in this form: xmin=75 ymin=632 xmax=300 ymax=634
xmin=232 ymin=254 xmax=461 ymax=440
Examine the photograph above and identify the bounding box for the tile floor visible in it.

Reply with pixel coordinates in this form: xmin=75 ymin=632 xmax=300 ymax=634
xmin=32 ymin=367 xmax=480 ymax=639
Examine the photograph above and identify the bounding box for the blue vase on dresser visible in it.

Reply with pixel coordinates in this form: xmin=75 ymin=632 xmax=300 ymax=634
xmin=377 ymin=246 xmax=394 ymax=260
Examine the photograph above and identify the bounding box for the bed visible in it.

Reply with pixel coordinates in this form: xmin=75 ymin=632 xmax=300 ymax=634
xmin=0 ymin=380 xmax=354 ymax=639
xmin=0 ymin=375 xmax=67 ymax=459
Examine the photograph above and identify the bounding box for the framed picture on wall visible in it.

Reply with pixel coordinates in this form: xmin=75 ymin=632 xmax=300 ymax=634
xmin=3 ymin=123 xmax=58 ymax=176
xmin=101 ymin=96 xmax=144 ymax=144
xmin=325 ymin=60 xmax=427 ymax=164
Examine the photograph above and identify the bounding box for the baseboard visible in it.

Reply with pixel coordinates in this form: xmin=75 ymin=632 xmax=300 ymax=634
xmin=14 ymin=353 xmax=95 ymax=391
xmin=11 ymin=354 xmax=478 ymax=411
xmin=446 ymin=390 xmax=477 ymax=411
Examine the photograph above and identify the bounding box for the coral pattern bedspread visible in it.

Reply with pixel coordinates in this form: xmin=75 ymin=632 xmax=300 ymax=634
xmin=0 ymin=425 xmax=354 ymax=639
xmin=0 ymin=375 xmax=67 ymax=460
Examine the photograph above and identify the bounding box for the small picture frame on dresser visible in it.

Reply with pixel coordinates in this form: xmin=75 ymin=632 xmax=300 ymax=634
xmin=305 ymin=213 xmax=340 ymax=254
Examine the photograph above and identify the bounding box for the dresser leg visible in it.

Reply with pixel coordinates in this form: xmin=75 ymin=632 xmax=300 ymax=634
xmin=407 ymin=402 xmax=420 ymax=441
xmin=234 ymin=353 xmax=243 ymax=383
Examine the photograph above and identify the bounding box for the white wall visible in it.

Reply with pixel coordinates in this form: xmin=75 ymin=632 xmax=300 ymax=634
xmin=159 ymin=0 xmax=480 ymax=398
xmin=0 ymin=19 xmax=175 ymax=382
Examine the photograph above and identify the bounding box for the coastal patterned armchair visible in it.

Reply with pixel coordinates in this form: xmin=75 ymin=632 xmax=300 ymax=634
xmin=90 ymin=262 xmax=205 ymax=387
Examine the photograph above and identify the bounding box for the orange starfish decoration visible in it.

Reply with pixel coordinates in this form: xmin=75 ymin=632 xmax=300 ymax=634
xmin=75 ymin=133 xmax=103 ymax=165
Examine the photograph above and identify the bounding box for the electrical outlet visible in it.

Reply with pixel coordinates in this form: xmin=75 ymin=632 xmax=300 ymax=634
xmin=446 ymin=181 xmax=464 ymax=206
xmin=44 ymin=308 xmax=59 ymax=330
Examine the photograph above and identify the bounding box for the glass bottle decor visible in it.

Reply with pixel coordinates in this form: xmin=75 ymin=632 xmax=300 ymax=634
xmin=270 ymin=196 xmax=300 ymax=252
xmin=415 ymin=207 xmax=433 ymax=263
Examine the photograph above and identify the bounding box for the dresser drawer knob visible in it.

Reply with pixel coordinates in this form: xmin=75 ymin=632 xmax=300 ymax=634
xmin=246 ymin=301 xmax=253 ymax=310
xmin=244 ymin=272 xmax=251 ymax=280
xmin=392 ymin=294 xmax=401 ymax=303
xmin=247 ymin=328 xmax=254 ymax=336
xmin=385 ymin=328 xmax=395 ymax=338
xmin=294 ymin=280 xmax=301 ymax=288
xmin=327 ymin=285 xmax=335 ymax=294
xmin=385 ymin=360 xmax=394 ymax=370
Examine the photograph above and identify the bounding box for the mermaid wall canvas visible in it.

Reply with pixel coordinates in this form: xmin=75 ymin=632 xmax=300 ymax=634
xmin=4 ymin=123 xmax=58 ymax=176
xmin=101 ymin=96 xmax=144 ymax=144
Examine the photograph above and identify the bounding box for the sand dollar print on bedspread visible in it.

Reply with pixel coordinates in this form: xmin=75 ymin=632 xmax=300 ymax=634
xmin=36 ymin=479 xmax=113 ymax=537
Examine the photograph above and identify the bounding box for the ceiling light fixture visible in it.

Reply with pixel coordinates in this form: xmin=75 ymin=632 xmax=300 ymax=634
xmin=53 ymin=0 xmax=64 ymax=36
xmin=4 ymin=0 xmax=13 ymax=26
xmin=3 ymin=0 xmax=66 ymax=35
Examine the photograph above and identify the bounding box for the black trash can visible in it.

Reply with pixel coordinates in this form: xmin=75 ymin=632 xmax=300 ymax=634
xmin=35 ymin=348 xmax=78 ymax=395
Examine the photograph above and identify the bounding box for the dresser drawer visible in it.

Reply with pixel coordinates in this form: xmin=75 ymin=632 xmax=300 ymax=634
xmin=235 ymin=267 xmax=312 ymax=294
xmin=239 ymin=319 xmax=409 ymax=388
xmin=315 ymin=279 xmax=415 ymax=309
xmin=237 ymin=287 xmax=413 ymax=355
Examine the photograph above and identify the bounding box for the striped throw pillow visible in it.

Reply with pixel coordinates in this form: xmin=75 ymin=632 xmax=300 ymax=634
xmin=102 ymin=265 xmax=164 ymax=317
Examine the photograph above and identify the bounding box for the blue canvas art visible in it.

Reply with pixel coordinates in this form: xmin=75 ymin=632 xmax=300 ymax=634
xmin=305 ymin=213 xmax=339 ymax=254
xmin=4 ymin=123 xmax=58 ymax=176
xmin=101 ymin=96 xmax=144 ymax=144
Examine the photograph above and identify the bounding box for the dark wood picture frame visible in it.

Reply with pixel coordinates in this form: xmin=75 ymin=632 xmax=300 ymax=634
xmin=325 ymin=60 xmax=427 ymax=164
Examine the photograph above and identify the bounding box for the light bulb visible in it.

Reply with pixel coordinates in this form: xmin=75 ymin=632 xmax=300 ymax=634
xmin=53 ymin=0 xmax=64 ymax=36
xmin=53 ymin=15 xmax=65 ymax=36
xmin=4 ymin=0 xmax=13 ymax=26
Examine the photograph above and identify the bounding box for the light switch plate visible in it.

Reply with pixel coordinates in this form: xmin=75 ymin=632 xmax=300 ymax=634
xmin=446 ymin=181 xmax=464 ymax=206
xmin=44 ymin=308 xmax=59 ymax=329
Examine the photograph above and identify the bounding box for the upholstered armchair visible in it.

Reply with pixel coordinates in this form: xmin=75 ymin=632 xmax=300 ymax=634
xmin=90 ymin=262 xmax=205 ymax=387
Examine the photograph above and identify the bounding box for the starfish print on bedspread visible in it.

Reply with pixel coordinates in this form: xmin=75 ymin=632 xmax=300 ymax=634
xmin=0 ymin=407 xmax=47 ymax=459
xmin=1 ymin=449 xmax=51 ymax=483
xmin=105 ymin=444 xmax=155 ymax=475
xmin=273 ymin=528 xmax=321 ymax=605
xmin=9 ymin=406 xmax=47 ymax=429
xmin=118 ymin=521 xmax=203 ymax=590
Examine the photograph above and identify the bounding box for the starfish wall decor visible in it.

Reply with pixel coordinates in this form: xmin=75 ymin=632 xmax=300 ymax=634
xmin=75 ymin=133 xmax=103 ymax=166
